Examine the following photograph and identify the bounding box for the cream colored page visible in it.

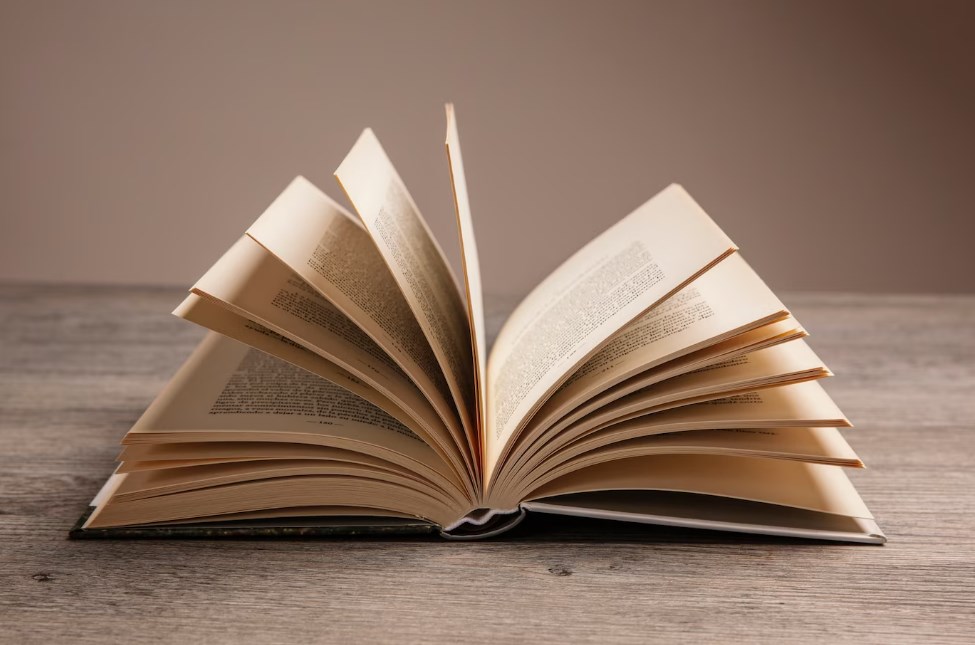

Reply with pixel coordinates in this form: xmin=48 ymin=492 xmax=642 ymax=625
xmin=244 ymin=176 xmax=464 ymax=452
xmin=498 ymin=341 xmax=843 ymax=500
xmin=444 ymin=104 xmax=488 ymax=450
xmin=530 ymin=380 xmax=853 ymax=489
xmin=588 ymin=380 xmax=850 ymax=437
xmin=115 ymin=437 xmax=469 ymax=503
xmin=565 ymin=317 xmax=807 ymax=427
xmin=513 ymin=427 xmax=862 ymax=501
xmin=335 ymin=130 xmax=476 ymax=445
xmin=127 ymin=332 xmax=452 ymax=480
xmin=493 ymin=318 xmax=809 ymax=494
xmin=575 ymin=340 xmax=829 ymax=431
xmin=566 ymin=427 xmax=861 ymax=468
xmin=118 ymin=441 xmax=460 ymax=491
xmin=174 ymin=292 xmax=471 ymax=497
xmin=523 ymin=454 xmax=873 ymax=519
xmin=111 ymin=458 xmax=468 ymax=518
xmin=90 ymin=472 xmax=461 ymax=529
xmin=521 ymin=253 xmax=788 ymax=447
xmin=176 ymin=292 xmax=417 ymax=434
xmin=111 ymin=456 xmax=444 ymax=495
xmin=485 ymin=184 xmax=737 ymax=479
xmin=120 ymin=441 xmax=410 ymax=465
xmin=185 ymin=235 xmax=463 ymax=464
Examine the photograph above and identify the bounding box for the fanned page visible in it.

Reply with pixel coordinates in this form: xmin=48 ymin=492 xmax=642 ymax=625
xmin=177 ymin=235 xmax=474 ymax=493
xmin=242 ymin=178 xmax=469 ymax=473
xmin=485 ymin=185 xmax=737 ymax=484
xmin=85 ymin=332 xmax=469 ymax=529
xmin=523 ymin=455 xmax=873 ymax=524
xmin=335 ymin=130 xmax=478 ymax=456
xmin=444 ymin=104 xmax=488 ymax=455
xmin=493 ymin=252 xmax=791 ymax=487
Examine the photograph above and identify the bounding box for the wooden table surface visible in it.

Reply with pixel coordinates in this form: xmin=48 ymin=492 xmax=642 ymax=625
xmin=1 ymin=284 xmax=973 ymax=643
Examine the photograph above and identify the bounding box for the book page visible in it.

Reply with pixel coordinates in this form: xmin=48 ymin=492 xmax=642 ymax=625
xmin=244 ymin=177 xmax=467 ymax=463
xmin=125 ymin=333 xmax=459 ymax=493
xmin=513 ymin=426 xmax=862 ymax=502
xmin=579 ymin=379 xmax=849 ymax=436
xmin=113 ymin=440 xmax=469 ymax=507
xmin=175 ymin=293 xmax=416 ymax=434
xmin=507 ymin=253 xmax=789 ymax=465
xmin=89 ymin=470 xmax=462 ymax=529
xmin=444 ymin=104 xmax=488 ymax=457
xmin=559 ymin=317 xmax=806 ymax=433
xmin=560 ymin=426 xmax=862 ymax=470
xmin=485 ymin=184 xmax=737 ymax=481
xmin=174 ymin=292 xmax=472 ymax=496
xmin=516 ymin=380 xmax=851 ymax=490
xmin=522 ymin=454 xmax=873 ymax=519
xmin=109 ymin=457 xmax=469 ymax=519
xmin=494 ymin=339 xmax=830 ymax=500
xmin=181 ymin=234 xmax=474 ymax=485
xmin=493 ymin=317 xmax=809 ymax=494
xmin=563 ymin=340 xmax=830 ymax=442
xmin=335 ymin=130 xmax=476 ymax=449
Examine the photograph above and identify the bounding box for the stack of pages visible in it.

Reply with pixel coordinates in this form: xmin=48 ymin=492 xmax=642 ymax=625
xmin=75 ymin=106 xmax=884 ymax=543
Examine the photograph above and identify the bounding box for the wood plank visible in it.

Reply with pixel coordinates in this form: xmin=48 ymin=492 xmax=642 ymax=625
xmin=0 ymin=284 xmax=973 ymax=643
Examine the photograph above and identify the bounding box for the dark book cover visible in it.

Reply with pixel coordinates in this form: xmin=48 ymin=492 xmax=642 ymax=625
xmin=69 ymin=506 xmax=439 ymax=540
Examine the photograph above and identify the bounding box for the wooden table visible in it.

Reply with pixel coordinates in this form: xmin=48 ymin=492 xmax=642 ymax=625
xmin=1 ymin=284 xmax=973 ymax=643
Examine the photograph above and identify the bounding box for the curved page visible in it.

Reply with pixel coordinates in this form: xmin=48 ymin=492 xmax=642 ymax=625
xmin=501 ymin=253 xmax=789 ymax=481
xmin=514 ymin=427 xmax=861 ymax=502
xmin=486 ymin=184 xmax=736 ymax=482
xmin=335 ymin=131 xmax=476 ymax=450
xmin=522 ymin=455 xmax=873 ymax=520
xmin=123 ymin=332 xmax=463 ymax=501
xmin=445 ymin=104 xmax=488 ymax=458
xmin=182 ymin=234 xmax=472 ymax=487
xmin=174 ymin=293 xmax=471 ymax=497
xmin=245 ymin=177 xmax=469 ymax=470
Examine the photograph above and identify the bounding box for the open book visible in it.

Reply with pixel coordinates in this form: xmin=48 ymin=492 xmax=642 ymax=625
xmin=74 ymin=105 xmax=885 ymax=543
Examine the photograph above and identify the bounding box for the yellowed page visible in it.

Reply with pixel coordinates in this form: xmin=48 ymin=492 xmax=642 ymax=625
xmin=491 ymin=378 xmax=848 ymax=505
xmin=111 ymin=459 xmax=466 ymax=517
xmin=124 ymin=332 xmax=467 ymax=505
xmin=565 ymin=427 xmax=861 ymax=468
xmin=562 ymin=340 xmax=830 ymax=441
xmin=88 ymin=473 xmax=461 ymax=529
xmin=530 ymin=254 xmax=787 ymax=432
xmin=115 ymin=442 xmax=464 ymax=496
xmin=175 ymin=293 xmax=417 ymax=435
xmin=557 ymin=317 xmax=807 ymax=433
xmin=494 ymin=317 xmax=808 ymax=493
xmin=119 ymin=442 xmax=407 ymax=463
xmin=485 ymin=184 xmax=737 ymax=482
xmin=503 ymin=253 xmax=789 ymax=472
xmin=581 ymin=379 xmax=849 ymax=438
xmin=528 ymin=380 xmax=851 ymax=492
xmin=180 ymin=234 xmax=474 ymax=485
xmin=174 ymin=292 xmax=472 ymax=496
xmin=444 ymin=104 xmax=488 ymax=460
xmin=113 ymin=440 xmax=466 ymax=507
xmin=335 ymin=130 xmax=476 ymax=449
xmin=244 ymin=176 xmax=466 ymax=462
xmin=523 ymin=455 xmax=873 ymax=519
xmin=516 ymin=426 xmax=862 ymax=500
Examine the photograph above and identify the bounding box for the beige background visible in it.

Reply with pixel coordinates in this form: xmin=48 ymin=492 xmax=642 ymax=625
xmin=1 ymin=0 xmax=973 ymax=295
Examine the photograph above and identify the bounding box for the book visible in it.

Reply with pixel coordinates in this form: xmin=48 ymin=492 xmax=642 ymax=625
xmin=73 ymin=105 xmax=885 ymax=544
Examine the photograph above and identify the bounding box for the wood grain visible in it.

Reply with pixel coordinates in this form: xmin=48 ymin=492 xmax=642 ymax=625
xmin=1 ymin=284 xmax=973 ymax=644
